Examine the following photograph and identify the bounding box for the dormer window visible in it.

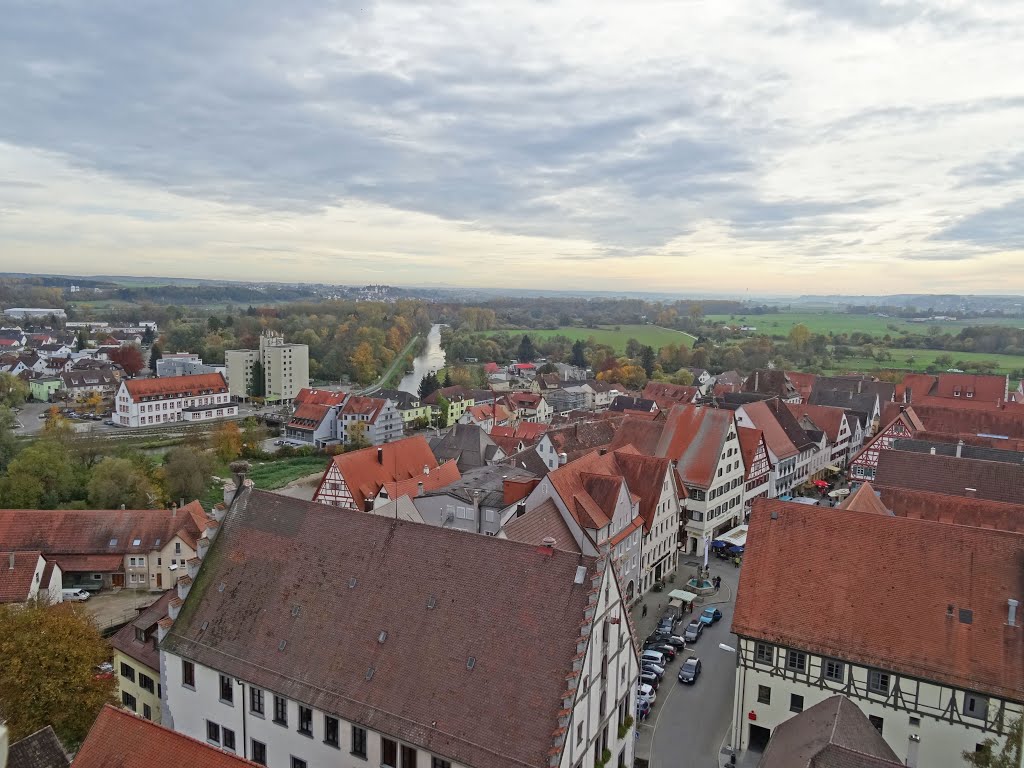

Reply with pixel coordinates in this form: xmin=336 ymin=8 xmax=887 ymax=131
xmin=953 ymin=388 xmax=961 ymax=397
xmin=966 ymin=390 xmax=974 ymax=398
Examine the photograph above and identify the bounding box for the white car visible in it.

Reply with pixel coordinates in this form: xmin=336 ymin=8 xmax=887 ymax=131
xmin=636 ymin=683 xmax=657 ymax=706
xmin=61 ymin=588 xmax=91 ymax=602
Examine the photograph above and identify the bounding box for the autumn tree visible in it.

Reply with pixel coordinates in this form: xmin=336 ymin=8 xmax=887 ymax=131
xmin=108 ymin=344 xmax=146 ymax=376
xmin=347 ymin=420 xmax=370 ymax=450
xmin=0 ymin=437 xmax=79 ymax=508
xmin=83 ymin=390 xmax=104 ymax=415
xmin=435 ymin=394 xmax=451 ymax=427
xmin=625 ymin=338 xmax=643 ymax=359
xmin=0 ymin=601 xmax=115 ymax=747
xmin=349 ymin=342 xmax=377 ymax=386
xmin=0 ymin=371 xmax=29 ymax=407
xmin=241 ymin=417 xmax=268 ymax=452
xmin=212 ymin=421 xmax=243 ymax=462
xmin=0 ymin=406 xmax=17 ymax=473
xmin=964 ymin=718 xmax=1021 ymax=768
xmin=88 ymin=457 xmax=154 ymax=509
xmin=162 ymin=446 xmax=214 ymax=503
xmin=788 ymin=323 xmax=811 ymax=351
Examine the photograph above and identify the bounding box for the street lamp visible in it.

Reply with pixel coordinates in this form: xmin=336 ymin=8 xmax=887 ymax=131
xmin=719 ymin=643 xmax=737 ymax=653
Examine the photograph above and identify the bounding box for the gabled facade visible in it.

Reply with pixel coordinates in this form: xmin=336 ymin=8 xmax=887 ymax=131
xmin=0 ymin=551 xmax=62 ymax=604
xmin=737 ymin=427 xmax=772 ymax=517
xmin=848 ymin=407 xmax=923 ymax=482
xmin=116 ymin=373 xmax=236 ymax=427
xmin=110 ymin=591 xmax=174 ymax=722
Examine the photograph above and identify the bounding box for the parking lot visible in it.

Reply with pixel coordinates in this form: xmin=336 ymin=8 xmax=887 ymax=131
xmin=632 ymin=555 xmax=742 ymax=768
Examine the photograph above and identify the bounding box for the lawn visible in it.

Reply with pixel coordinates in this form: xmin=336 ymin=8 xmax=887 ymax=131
xmin=706 ymin=312 xmax=1024 ymax=338
xmin=201 ymin=454 xmax=330 ymax=508
xmin=497 ymin=324 xmax=695 ymax=352
xmin=829 ymin=348 xmax=1024 ymax=376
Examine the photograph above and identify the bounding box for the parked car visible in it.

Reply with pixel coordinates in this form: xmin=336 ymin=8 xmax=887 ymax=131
xmin=641 ymin=662 xmax=665 ymax=678
xmin=678 ymin=657 xmax=702 ymax=684
xmin=683 ymin=620 xmax=703 ymax=643
xmin=657 ymin=616 xmax=675 ymax=632
xmin=699 ymin=607 xmax=723 ymax=626
xmin=62 ymin=588 xmax=91 ymax=602
xmin=639 ymin=671 xmax=660 ymax=689
xmin=636 ymin=683 xmax=657 ymax=706
xmin=649 ymin=643 xmax=676 ymax=661
xmin=93 ymin=662 xmax=114 ymax=680
xmin=642 ymin=649 xmax=666 ymax=667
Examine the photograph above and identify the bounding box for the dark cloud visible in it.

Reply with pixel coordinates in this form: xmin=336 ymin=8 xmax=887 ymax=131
xmin=932 ymin=199 xmax=1024 ymax=249
xmin=952 ymin=152 xmax=1024 ymax=188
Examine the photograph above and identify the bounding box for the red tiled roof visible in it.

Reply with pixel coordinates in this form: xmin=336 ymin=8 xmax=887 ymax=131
xmin=503 ymin=498 xmax=581 ymax=553
xmin=873 ymin=450 xmax=1024 ymax=504
xmin=315 ymin=436 xmax=453 ymax=512
xmin=900 ymin=373 xmax=937 ymax=402
xmin=0 ymin=551 xmax=41 ymax=602
xmin=933 ymin=373 xmax=1008 ymax=402
xmin=612 ymin=448 xmax=674 ymax=531
xmin=342 ymin=395 xmax=386 ymax=421
xmin=733 ymin=499 xmax=1024 ymax=702
xmin=785 ymin=403 xmax=849 ymax=443
xmin=51 ymin=553 xmax=124 ymax=572
xmin=75 ymin=706 xmax=258 ymax=768
xmin=383 ymin=459 xmax=461 ymax=501
xmin=123 ymin=373 xmax=227 ymax=400
xmin=545 ymin=419 xmax=621 ymax=462
xmin=837 ymin=482 xmax=893 ymax=516
xmin=914 ymin=430 xmax=1024 ymax=453
xmin=288 ymin=402 xmax=331 ymax=429
xmin=913 ymin=403 xmax=1024 ymax=440
xmin=875 ymin=486 xmax=1024 ymax=533
xmin=294 ymin=387 xmax=347 ymax=406
xmin=660 ymin=405 xmax=738 ymax=487
xmin=0 ymin=501 xmax=209 ymax=558
xmin=738 ymin=400 xmax=799 ymax=460
xmin=784 ymin=371 xmax=817 ymax=401
xmin=164 ymin=489 xmax=605 ymax=768
xmin=642 ymin=381 xmax=698 ymax=408
xmin=109 ymin=591 xmax=175 ymax=670
xmin=608 ymin=417 xmax=666 ymax=456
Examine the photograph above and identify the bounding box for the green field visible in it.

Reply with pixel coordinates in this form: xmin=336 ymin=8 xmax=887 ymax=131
xmin=498 ymin=324 xmax=695 ymax=352
xmin=706 ymin=312 xmax=1024 ymax=338
xmin=829 ymin=348 xmax=1024 ymax=376
xmin=202 ymin=455 xmax=330 ymax=508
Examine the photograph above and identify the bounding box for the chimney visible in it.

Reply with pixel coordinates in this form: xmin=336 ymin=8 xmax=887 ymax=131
xmin=754 ymin=371 xmax=759 ymax=391
xmin=516 ymin=501 xmax=527 ymax=518
xmin=229 ymin=461 xmax=251 ymax=505
xmin=364 ymin=497 xmax=374 ymax=513
xmin=929 ymin=447 xmax=936 ymax=455
xmin=558 ymin=452 xmax=568 ymax=466
xmin=120 ymin=503 xmax=126 ymax=510
xmin=423 ymin=464 xmax=430 ymax=475
xmin=8 ymin=552 xmax=14 ymax=570
xmin=540 ymin=536 xmax=556 ymax=555
xmin=197 ymin=537 xmax=211 ymax=560
xmin=956 ymin=439 xmax=964 ymax=458
xmin=417 ymin=481 xmax=424 ymax=497
xmin=598 ymin=447 xmax=607 ymax=456
xmin=377 ymin=447 xmax=383 ymax=464
xmin=857 ymin=380 xmax=862 ymax=394
xmin=1008 ymin=599 xmax=1019 ymax=627
xmin=965 ymin=487 xmax=977 ymax=498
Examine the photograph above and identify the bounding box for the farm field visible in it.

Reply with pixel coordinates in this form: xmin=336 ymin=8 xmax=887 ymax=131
xmin=829 ymin=348 xmax=1024 ymax=376
xmin=495 ymin=324 xmax=694 ymax=352
xmin=706 ymin=312 xmax=1024 ymax=337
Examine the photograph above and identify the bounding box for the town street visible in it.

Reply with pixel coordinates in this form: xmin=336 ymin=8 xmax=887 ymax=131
xmin=632 ymin=554 xmax=742 ymax=768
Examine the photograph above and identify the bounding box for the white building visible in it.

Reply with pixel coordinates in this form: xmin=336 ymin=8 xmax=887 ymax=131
xmin=161 ymin=483 xmax=639 ymax=768
xmin=115 ymin=373 xmax=237 ymax=427
xmin=730 ymin=499 xmax=1024 ymax=767
xmin=2 ymin=307 xmax=67 ymax=320
xmin=0 ymin=551 xmax=62 ymax=604
xmin=156 ymin=352 xmax=224 ymax=378
xmin=225 ymin=330 xmax=308 ymax=404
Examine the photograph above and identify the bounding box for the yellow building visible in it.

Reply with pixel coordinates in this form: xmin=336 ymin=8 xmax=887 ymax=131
xmin=110 ymin=591 xmax=174 ymax=723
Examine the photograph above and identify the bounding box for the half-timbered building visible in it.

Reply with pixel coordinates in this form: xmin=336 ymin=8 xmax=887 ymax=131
xmin=738 ymin=426 xmax=772 ymax=518
xmin=847 ymin=406 xmax=924 ymax=482
xmin=730 ymin=499 xmax=1024 ymax=767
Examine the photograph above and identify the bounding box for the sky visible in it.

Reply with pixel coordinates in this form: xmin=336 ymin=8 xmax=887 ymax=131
xmin=1 ymin=0 xmax=1024 ymax=295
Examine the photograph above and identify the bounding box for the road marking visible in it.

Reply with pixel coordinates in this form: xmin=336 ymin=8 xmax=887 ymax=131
xmin=646 ymin=669 xmax=682 ymax=767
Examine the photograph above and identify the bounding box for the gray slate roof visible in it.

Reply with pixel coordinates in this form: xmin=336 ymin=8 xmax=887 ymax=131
xmin=429 ymin=424 xmax=504 ymax=471
xmin=7 ymin=726 xmax=70 ymax=768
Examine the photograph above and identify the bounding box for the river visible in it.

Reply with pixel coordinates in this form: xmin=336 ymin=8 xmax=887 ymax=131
xmin=396 ymin=324 xmax=446 ymax=395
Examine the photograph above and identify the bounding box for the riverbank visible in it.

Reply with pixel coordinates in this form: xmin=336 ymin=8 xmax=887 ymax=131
xmin=360 ymin=333 xmax=423 ymax=395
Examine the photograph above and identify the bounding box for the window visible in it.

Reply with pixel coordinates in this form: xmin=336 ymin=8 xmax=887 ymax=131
xmin=757 ymin=685 xmax=771 ymax=705
xmin=909 ymin=716 xmax=921 ymax=727
xmin=325 ymin=715 xmax=339 ymax=747
xmin=220 ymin=674 xmax=234 ymax=704
xmin=120 ymin=662 xmax=136 ymax=682
xmin=577 ymin=722 xmax=584 ymax=743
xmin=250 ymin=687 xmax=264 ymax=715
xmin=122 ymin=691 xmax=137 ymax=712
xmin=207 ymin=721 xmax=221 ymax=744
xmin=223 ymin=728 xmax=236 ymax=751
xmin=868 ymin=669 xmax=890 ymax=694
xmin=824 ymin=659 xmax=845 ymax=682
xmin=291 ymin=759 xmax=307 ymax=768
xmin=382 ymin=737 xmax=398 ymax=767
xmin=786 ymin=649 xmax=807 ymax=672
xmin=790 ymin=694 xmax=804 ymax=713
xmin=182 ymin=659 xmax=195 ymax=688
xmin=175 ymin=542 xmax=182 ymax=554
xmin=754 ymin=642 xmax=774 ymax=664
xmin=139 ymin=673 xmax=155 ymax=693
xmin=401 ymin=745 xmax=418 ymax=768
xmin=298 ymin=705 xmax=313 ymax=736
xmin=143 ymin=703 xmax=152 ymax=720
xmin=868 ymin=715 xmax=884 ymax=734
xmin=274 ymin=695 xmax=288 ymax=725
xmin=431 ymin=760 xmax=452 ymax=768
xmin=965 ymin=694 xmax=989 ymax=720
xmin=251 ymin=741 xmax=267 ymax=765
xmin=352 ymin=725 xmax=368 ymax=758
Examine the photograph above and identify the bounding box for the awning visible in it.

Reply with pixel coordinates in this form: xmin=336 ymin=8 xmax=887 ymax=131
xmin=668 ymin=589 xmax=699 ymax=603
xmin=826 ymin=465 xmax=841 ymax=472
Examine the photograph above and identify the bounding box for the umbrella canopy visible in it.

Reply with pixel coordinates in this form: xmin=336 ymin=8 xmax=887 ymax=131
xmin=728 ymin=545 xmax=745 ymax=555
xmin=813 ymin=479 xmax=830 ymax=488
xmin=711 ymin=540 xmax=728 ymax=549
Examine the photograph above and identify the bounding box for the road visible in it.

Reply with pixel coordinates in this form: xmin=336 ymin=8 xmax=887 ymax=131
xmin=633 ymin=555 xmax=741 ymax=768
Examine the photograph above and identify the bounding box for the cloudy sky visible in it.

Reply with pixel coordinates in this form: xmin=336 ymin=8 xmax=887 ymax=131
xmin=2 ymin=0 xmax=1023 ymax=295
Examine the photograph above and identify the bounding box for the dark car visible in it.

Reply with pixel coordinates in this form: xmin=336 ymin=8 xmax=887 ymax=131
xmin=639 ymin=671 xmax=660 ymax=689
xmin=683 ymin=620 xmax=703 ymax=643
xmin=699 ymin=607 xmax=723 ymax=626
xmin=678 ymin=657 xmax=702 ymax=684
xmin=649 ymin=644 xmax=676 ymax=661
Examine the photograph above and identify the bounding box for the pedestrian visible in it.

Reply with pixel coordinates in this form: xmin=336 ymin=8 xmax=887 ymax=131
xmin=642 ymin=603 xmax=647 ymax=618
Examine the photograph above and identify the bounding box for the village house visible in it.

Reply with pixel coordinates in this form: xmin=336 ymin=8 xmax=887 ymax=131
xmin=808 ymin=389 xmax=881 ymax=436
xmin=377 ymin=388 xmax=432 ymax=426
xmin=562 ymin=380 xmax=621 ymax=410
xmin=0 ymin=551 xmax=62 ymax=605
xmin=284 ymin=387 xmax=347 ymax=446
xmin=110 ymin=591 xmax=175 ymax=722
xmin=115 ymin=373 xmax=237 ymax=427
xmin=0 ymin=501 xmax=216 ymax=592
xmin=160 ymin=484 xmax=639 ymax=768
xmin=737 ymin=426 xmax=772 ymax=518
xmin=872 ymin=449 xmax=1024 ymax=505
xmin=535 ymin=419 xmax=622 ymax=471
xmin=340 ymin=394 xmax=404 ymax=445
xmin=504 ymin=391 xmax=553 ymax=424
xmin=411 ymin=464 xmax=537 ymax=535
xmin=312 ymin=436 xmax=460 ymax=510
xmin=786 ymin=403 xmax=860 ymax=473
xmin=429 ymin=423 xmax=507 ymax=471
xmin=743 ymin=370 xmax=803 ymax=403
xmin=730 ymin=499 xmax=1024 ymax=767
xmin=458 ymin=400 xmax=513 ymax=430
xmin=733 ymin=399 xmax=818 ymax=496
xmin=848 ymin=406 xmax=925 ymax=482
xmin=424 ymin=385 xmax=475 ymax=427
xmin=60 ymin=368 xmax=119 ymax=403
